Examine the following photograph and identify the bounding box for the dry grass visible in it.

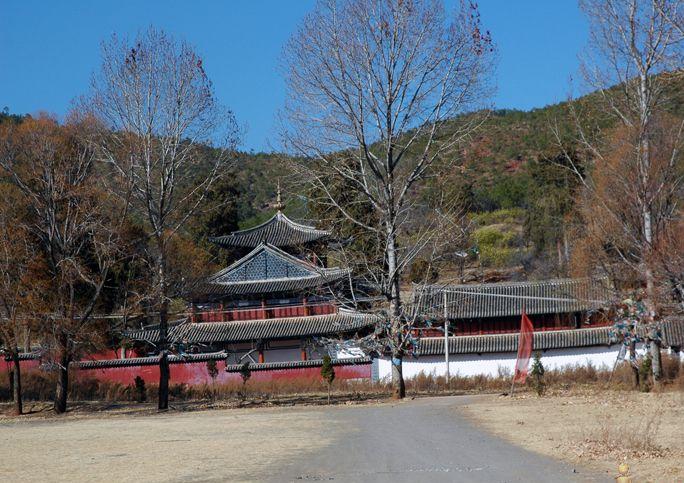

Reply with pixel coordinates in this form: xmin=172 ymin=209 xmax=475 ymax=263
xmin=583 ymin=409 xmax=668 ymax=459
xmin=1 ymin=355 xmax=682 ymax=408
xmin=461 ymin=389 xmax=684 ymax=481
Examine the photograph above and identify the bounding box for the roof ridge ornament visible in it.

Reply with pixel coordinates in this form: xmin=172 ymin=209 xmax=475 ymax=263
xmin=274 ymin=179 xmax=284 ymax=211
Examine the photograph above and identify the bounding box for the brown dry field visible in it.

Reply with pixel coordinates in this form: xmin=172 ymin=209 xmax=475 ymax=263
xmin=461 ymin=390 xmax=684 ymax=482
xmin=0 ymin=402 xmax=342 ymax=482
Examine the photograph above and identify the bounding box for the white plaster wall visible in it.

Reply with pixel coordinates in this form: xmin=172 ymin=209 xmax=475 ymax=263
xmin=376 ymin=345 xmax=639 ymax=381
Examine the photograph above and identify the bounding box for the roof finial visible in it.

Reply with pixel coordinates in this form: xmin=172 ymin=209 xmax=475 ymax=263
xmin=274 ymin=179 xmax=284 ymax=211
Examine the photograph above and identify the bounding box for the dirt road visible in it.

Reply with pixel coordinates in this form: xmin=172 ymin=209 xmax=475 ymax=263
xmin=1 ymin=396 xmax=601 ymax=482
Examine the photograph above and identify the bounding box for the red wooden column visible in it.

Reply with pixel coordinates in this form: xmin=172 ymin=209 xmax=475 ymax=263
xmin=220 ymin=303 xmax=225 ymax=322
xmin=300 ymin=340 xmax=308 ymax=361
xmin=258 ymin=350 xmax=265 ymax=363
xmin=261 ymin=299 xmax=267 ymax=319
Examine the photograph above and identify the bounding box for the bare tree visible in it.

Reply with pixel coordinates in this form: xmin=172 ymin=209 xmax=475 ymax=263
xmin=0 ymin=182 xmax=39 ymax=415
xmin=0 ymin=115 xmax=122 ymax=413
xmin=87 ymin=28 xmax=239 ymax=410
xmin=559 ymin=0 xmax=684 ymax=380
xmin=281 ymin=0 xmax=493 ymax=398
xmin=657 ymin=0 xmax=684 ymax=35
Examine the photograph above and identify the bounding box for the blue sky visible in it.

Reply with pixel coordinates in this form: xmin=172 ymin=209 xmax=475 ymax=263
xmin=0 ymin=1 xmax=588 ymax=152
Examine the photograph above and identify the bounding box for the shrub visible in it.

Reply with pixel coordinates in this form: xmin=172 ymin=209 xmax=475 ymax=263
xmin=471 ymin=208 xmax=525 ymax=226
xmin=473 ymin=226 xmax=506 ymax=246
xmin=134 ymin=376 xmax=146 ymax=403
xmin=321 ymin=355 xmax=336 ymax=404
xmin=529 ymin=352 xmax=545 ymax=396
xmin=639 ymin=357 xmax=652 ymax=392
xmin=239 ymin=362 xmax=251 ymax=403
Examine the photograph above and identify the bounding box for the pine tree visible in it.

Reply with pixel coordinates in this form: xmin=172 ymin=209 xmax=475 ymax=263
xmin=530 ymin=352 xmax=545 ymax=397
xmin=321 ymin=355 xmax=336 ymax=404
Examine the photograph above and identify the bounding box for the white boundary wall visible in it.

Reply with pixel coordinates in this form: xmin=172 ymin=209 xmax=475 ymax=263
xmin=374 ymin=345 xmax=638 ymax=381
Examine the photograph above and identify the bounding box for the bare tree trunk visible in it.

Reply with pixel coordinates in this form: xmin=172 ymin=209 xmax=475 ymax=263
xmin=159 ymin=351 xmax=169 ymax=409
xmin=650 ymin=339 xmax=662 ymax=384
xmin=157 ymin=248 xmax=170 ymax=411
xmin=391 ymin=353 xmax=405 ymax=399
xmin=11 ymin=351 xmax=22 ymax=415
xmin=387 ymin=225 xmax=406 ymax=399
xmin=54 ymin=351 xmax=69 ymax=414
xmin=629 ymin=340 xmax=640 ymax=390
xmin=158 ymin=303 xmax=170 ymax=411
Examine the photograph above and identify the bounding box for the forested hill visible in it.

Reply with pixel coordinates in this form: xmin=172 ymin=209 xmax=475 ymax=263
xmin=216 ymin=75 xmax=684 ymax=281
xmin=3 ymin=75 xmax=683 ymax=280
xmin=224 ymin=75 xmax=684 ymax=227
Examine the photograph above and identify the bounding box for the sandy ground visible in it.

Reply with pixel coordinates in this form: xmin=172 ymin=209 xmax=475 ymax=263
xmin=0 ymin=396 xmax=594 ymax=482
xmin=461 ymin=390 xmax=684 ymax=482
xmin=1 ymin=405 xmax=338 ymax=482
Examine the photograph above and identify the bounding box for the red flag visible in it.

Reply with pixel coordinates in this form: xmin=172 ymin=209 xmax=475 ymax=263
xmin=513 ymin=310 xmax=534 ymax=383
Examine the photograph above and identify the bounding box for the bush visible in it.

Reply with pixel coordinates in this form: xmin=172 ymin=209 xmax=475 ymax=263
xmin=473 ymin=226 xmax=506 ymax=246
xmin=471 ymin=208 xmax=525 ymax=226
xmin=134 ymin=376 xmax=146 ymax=403
xmin=321 ymin=355 xmax=336 ymax=404
xmin=639 ymin=357 xmax=652 ymax=392
xmin=529 ymin=352 xmax=545 ymax=396
xmin=478 ymin=245 xmax=516 ymax=267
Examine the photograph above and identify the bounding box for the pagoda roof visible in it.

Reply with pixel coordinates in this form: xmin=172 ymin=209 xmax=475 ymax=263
xmin=192 ymin=243 xmax=350 ymax=297
xmin=209 ymin=211 xmax=330 ymax=248
xmin=124 ymin=309 xmax=379 ymax=344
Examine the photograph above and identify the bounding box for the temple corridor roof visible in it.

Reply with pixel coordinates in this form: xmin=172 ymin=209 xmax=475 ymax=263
xmin=209 ymin=212 xmax=330 ymax=248
xmin=124 ymin=310 xmax=379 ymax=344
xmin=416 ymin=316 xmax=684 ymax=355
xmin=413 ymin=277 xmax=613 ymax=320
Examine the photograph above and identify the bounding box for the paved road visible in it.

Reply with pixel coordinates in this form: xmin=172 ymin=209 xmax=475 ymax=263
xmin=273 ymin=396 xmax=602 ymax=482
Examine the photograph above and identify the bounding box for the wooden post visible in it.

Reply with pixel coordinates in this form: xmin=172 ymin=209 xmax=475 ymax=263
xmin=261 ymin=299 xmax=267 ymax=319
xmin=258 ymin=350 xmax=265 ymax=363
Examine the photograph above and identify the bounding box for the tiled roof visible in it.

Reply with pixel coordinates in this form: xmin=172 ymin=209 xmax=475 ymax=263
xmin=662 ymin=315 xmax=684 ymax=347
xmin=414 ymin=278 xmax=613 ymax=319
xmin=192 ymin=243 xmax=350 ymax=297
xmin=72 ymin=354 xmax=370 ymax=370
xmin=124 ymin=310 xmax=379 ymax=344
xmin=74 ymin=352 xmax=229 ymax=369
xmin=2 ymin=352 xmax=42 ymax=362
xmin=194 ymin=271 xmax=351 ymax=296
xmin=417 ymin=317 xmax=684 ymax=355
xmin=225 ymin=357 xmax=372 ymax=372
xmin=209 ymin=212 xmax=330 ymax=248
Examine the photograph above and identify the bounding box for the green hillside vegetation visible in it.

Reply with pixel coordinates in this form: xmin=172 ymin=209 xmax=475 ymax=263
xmin=4 ymin=75 xmax=683 ymax=280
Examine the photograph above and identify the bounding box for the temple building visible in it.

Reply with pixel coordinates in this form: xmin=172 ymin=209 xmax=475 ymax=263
xmin=127 ymin=199 xmax=376 ymax=365
xmin=372 ymin=278 xmax=684 ymax=380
